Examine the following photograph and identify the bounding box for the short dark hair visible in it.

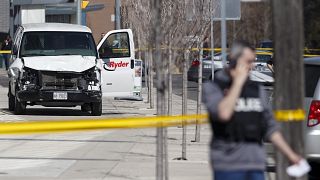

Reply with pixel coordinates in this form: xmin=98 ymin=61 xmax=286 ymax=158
xmin=230 ymin=40 xmax=255 ymax=60
xmin=227 ymin=40 xmax=255 ymax=69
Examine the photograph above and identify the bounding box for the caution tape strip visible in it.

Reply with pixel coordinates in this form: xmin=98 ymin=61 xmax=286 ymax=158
xmin=304 ymin=54 xmax=320 ymax=57
xmin=0 ymin=114 xmax=208 ymax=135
xmin=0 ymin=50 xmax=11 ymax=54
xmin=274 ymin=109 xmax=305 ymax=122
xmin=0 ymin=109 xmax=308 ymax=135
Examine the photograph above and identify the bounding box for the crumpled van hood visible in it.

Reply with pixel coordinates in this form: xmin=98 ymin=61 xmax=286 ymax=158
xmin=23 ymin=55 xmax=96 ymax=72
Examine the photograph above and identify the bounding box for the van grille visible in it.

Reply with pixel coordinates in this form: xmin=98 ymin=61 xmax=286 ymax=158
xmin=40 ymin=71 xmax=80 ymax=90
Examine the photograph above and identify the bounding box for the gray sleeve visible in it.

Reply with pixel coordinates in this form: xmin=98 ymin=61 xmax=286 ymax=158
xmin=202 ymin=82 xmax=224 ymax=120
xmin=259 ymin=86 xmax=280 ymax=140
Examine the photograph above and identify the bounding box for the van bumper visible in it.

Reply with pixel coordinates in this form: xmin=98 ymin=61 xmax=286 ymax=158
xmin=17 ymin=90 xmax=102 ymax=104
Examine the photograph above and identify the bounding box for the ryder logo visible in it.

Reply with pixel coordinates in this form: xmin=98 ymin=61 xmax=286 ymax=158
xmin=103 ymin=61 xmax=129 ymax=71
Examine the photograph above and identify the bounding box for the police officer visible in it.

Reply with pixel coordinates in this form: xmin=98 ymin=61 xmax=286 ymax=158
xmin=203 ymin=41 xmax=301 ymax=180
xmin=1 ymin=35 xmax=12 ymax=70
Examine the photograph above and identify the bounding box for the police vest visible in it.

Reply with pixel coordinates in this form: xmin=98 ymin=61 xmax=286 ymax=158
xmin=211 ymin=78 xmax=267 ymax=143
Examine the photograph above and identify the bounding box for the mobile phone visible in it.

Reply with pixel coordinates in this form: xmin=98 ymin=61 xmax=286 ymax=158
xmin=229 ymin=59 xmax=237 ymax=69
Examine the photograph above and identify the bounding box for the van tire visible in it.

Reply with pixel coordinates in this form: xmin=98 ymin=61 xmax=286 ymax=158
xmin=14 ymin=94 xmax=26 ymax=115
xmin=8 ymin=85 xmax=15 ymax=111
xmin=91 ymin=101 xmax=102 ymax=116
xmin=81 ymin=104 xmax=91 ymax=112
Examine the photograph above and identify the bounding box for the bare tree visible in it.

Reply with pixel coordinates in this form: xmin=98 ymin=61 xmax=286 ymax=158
xmin=122 ymin=0 xmax=212 ymax=178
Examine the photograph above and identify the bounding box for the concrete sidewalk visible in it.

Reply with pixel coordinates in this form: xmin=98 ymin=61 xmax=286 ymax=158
xmin=0 ymin=69 xmax=212 ymax=180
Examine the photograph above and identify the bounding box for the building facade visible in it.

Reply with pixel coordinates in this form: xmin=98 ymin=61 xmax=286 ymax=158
xmin=86 ymin=0 xmax=116 ymax=43
xmin=0 ymin=0 xmax=10 ymax=34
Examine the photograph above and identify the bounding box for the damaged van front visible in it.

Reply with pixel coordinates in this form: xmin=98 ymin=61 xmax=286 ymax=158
xmin=8 ymin=24 xmax=103 ymax=115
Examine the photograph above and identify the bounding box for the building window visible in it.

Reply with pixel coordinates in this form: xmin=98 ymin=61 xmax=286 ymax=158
xmin=46 ymin=14 xmax=71 ymax=23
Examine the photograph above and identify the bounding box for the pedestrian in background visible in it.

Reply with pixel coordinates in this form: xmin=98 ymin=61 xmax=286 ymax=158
xmin=203 ymin=41 xmax=301 ymax=180
xmin=1 ymin=35 xmax=12 ymax=70
xmin=100 ymin=33 xmax=106 ymax=41
xmin=266 ymin=57 xmax=274 ymax=74
xmin=203 ymin=36 xmax=210 ymax=58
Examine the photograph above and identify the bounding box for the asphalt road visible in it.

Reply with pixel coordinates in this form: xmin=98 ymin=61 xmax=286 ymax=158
xmin=143 ymin=74 xmax=201 ymax=101
xmin=171 ymin=74 xmax=200 ymax=101
xmin=164 ymin=74 xmax=273 ymax=103
xmin=0 ymin=69 xmax=213 ymax=180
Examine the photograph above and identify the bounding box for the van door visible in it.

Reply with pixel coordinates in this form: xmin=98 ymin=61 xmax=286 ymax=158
xmin=97 ymin=29 xmax=135 ymax=97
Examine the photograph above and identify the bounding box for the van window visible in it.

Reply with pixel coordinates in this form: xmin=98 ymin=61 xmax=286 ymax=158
xmin=20 ymin=31 xmax=97 ymax=57
xmin=305 ymin=64 xmax=320 ymax=97
xmin=99 ymin=33 xmax=130 ymax=58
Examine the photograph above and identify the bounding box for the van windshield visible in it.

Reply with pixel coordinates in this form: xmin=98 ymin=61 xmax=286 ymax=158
xmin=20 ymin=31 xmax=97 ymax=57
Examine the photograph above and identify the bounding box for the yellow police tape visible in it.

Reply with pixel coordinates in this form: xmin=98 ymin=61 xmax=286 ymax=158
xmin=0 ymin=50 xmax=11 ymax=54
xmin=0 ymin=114 xmax=208 ymax=135
xmin=0 ymin=109 xmax=309 ymax=135
xmin=274 ymin=109 xmax=305 ymax=122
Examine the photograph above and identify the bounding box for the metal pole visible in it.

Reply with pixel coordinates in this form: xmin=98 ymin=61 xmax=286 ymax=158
xmin=221 ymin=0 xmax=227 ymax=66
xmin=9 ymin=0 xmax=14 ymax=37
xmin=195 ymin=41 xmax=203 ymax=142
xmin=76 ymin=0 xmax=82 ymax=25
xmin=211 ymin=0 xmax=215 ymax=81
xmin=115 ymin=0 xmax=121 ymax=30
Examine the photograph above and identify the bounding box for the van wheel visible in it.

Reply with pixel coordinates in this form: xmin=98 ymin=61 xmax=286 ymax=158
xmin=81 ymin=104 xmax=91 ymax=112
xmin=91 ymin=101 xmax=102 ymax=116
xmin=8 ymin=85 xmax=15 ymax=111
xmin=14 ymin=94 xmax=26 ymax=115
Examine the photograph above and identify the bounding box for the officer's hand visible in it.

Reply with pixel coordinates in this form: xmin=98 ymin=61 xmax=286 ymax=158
xmin=230 ymin=59 xmax=249 ymax=86
xmin=288 ymin=152 xmax=302 ymax=165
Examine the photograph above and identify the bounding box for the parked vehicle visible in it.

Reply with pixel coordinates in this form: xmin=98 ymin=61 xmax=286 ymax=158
xmin=188 ymin=51 xmax=274 ymax=85
xmin=8 ymin=23 xmax=135 ymax=115
xmin=187 ymin=53 xmax=224 ymax=82
xmin=303 ymin=57 xmax=320 ymax=179
xmin=254 ymin=50 xmax=273 ymax=77
xmin=259 ymin=40 xmax=273 ymax=49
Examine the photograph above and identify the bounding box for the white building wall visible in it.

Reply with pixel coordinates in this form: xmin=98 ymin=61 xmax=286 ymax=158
xmin=21 ymin=5 xmax=45 ymax=24
xmin=0 ymin=0 xmax=10 ymax=33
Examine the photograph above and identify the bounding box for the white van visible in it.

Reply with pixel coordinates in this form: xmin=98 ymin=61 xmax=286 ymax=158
xmin=8 ymin=23 xmax=135 ymax=116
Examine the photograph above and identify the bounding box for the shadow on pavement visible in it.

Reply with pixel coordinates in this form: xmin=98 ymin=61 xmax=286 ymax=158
xmin=0 ymin=156 xmax=121 ymax=162
xmin=109 ymin=151 xmax=156 ymax=158
xmin=0 ymin=108 xmax=132 ymax=116
xmin=0 ymin=73 xmax=8 ymax=87
xmin=0 ymin=138 xmax=155 ymax=144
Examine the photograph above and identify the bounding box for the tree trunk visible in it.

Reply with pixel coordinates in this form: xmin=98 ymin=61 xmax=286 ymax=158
xmin=145 ymin=49 xmax=149 ymax=93
xmin=148 ymin=48 xmax=154 ymax=109
xmin=153 ymin=0 xmax=167 ymax=180
xmin=182 ymin=49 xmax=189 ymax=160
xmin=195 ymin=41 xmax=203 ymax=142
xmin=168 ymin=42 xmax=173 ymax=115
